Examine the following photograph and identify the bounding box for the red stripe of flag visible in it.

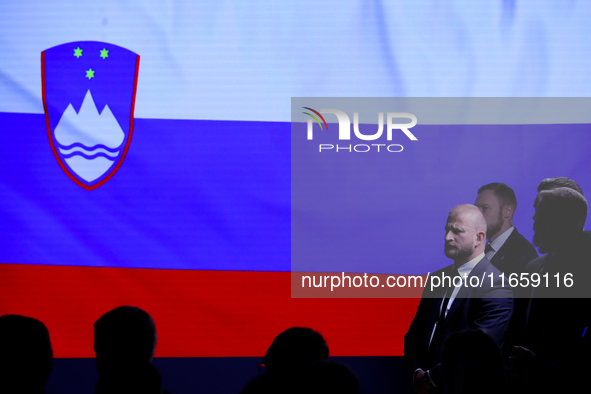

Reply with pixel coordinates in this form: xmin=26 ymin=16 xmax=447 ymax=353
xmin=0 ymin=264 xmax=418 ymax=358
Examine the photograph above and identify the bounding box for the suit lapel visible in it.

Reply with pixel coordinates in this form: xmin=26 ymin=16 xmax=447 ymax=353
xmin=491 ymin=230 xmax=516 ymax=265
xmin=439 ymin=258 xmax=489 ymax=329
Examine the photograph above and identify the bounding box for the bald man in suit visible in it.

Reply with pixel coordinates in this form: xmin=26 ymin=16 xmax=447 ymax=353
xmin=404 ymin=204 xmax=513 ymax=393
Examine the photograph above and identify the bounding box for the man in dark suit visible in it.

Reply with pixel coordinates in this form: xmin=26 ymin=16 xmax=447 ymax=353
xmin=475 ymin=183 xmax=538 ymax=358
xmin=474 ymin=183 xmax=538 ymax=277
xmin=404 ymin=204 xmax=513 ymax=394
xmin=513 ymin=187 xmax=591 ymax=393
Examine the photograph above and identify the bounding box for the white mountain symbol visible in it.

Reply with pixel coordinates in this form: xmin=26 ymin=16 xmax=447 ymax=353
xmin=54 ymin=90 xmax=125 ymax=182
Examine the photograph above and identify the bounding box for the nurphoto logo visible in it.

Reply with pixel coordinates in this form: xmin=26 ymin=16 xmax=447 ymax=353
xmin=302 ymin=107 xmax=417 ymax=153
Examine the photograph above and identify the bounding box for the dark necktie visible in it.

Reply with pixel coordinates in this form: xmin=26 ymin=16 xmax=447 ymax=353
xmin=485 ymin=243 xmax=494 ymax=258
xmin=439 ymin=268 xmax=458 ymax=321
xmin=431 ymin=267 xmax=459 ymax=346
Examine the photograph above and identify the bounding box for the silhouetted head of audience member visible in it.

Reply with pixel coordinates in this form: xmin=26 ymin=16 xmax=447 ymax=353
xmin=0 ymin=315 xmax=53 ymax=394
xmin=241 ymin=327 xmax=329 ymax=393
xmin=442 ymin=329 xmax=506 ymax=394
xmin=537 ymin=176 xmax=584 ymax=196
xmin=263 ymin=327 xmax=329 ymax=380
xmin=94 ymin=306 xmax=156 ymax=375
xmin=533 ymin=187 xmax=588 ymax=254
xmin=304 ymin=361 xmax=359 ymax=394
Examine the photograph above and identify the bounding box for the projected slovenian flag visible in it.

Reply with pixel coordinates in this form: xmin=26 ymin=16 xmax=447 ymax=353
xmin=1 ymin=1 xmax=591 ymax=360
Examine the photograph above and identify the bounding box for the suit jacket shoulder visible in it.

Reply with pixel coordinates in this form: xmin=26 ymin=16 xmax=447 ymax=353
xmin=490 ymin=228 xmax=538 ymax=276
xmin=466 ymin=257 xmax=512 ymax=296
xmin=524 ymin=254 xmax=546 ymax=275
xmin=404 ymin=257 xmax=513 ymax=376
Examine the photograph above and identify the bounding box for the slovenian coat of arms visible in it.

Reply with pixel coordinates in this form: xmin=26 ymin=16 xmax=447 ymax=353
xmin=41 ymin=41 xmax=140 ymax=190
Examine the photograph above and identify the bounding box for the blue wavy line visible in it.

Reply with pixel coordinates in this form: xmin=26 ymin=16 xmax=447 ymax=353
xmin=56 ymin=142 xmax=121 ymax=152
xmin=61 ymin=151 xmax=117 ymax=160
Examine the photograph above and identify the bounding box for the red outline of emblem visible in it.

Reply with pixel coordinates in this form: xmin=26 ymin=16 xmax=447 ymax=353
xmin=41 ymin=51 xmax=140 ymax=191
